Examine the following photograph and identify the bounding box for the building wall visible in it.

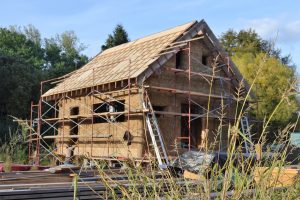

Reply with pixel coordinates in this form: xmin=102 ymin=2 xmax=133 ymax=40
xmin=145 ymin=39 xmax=236 ymax=154
xmin=54 ymin=88 xmax=146 ymax=159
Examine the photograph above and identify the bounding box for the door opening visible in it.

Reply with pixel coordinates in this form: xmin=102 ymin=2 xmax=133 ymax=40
xmin=180 ymin=104 xmax=202 ymax=148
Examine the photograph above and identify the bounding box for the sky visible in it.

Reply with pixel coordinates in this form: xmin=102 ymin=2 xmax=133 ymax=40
xmin=0 ymin=0 xmax=299 ymax=72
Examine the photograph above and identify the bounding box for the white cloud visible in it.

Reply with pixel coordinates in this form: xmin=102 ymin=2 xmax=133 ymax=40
xmin=239 ymin=17 xmax=300 ymax=72
xmin=244 ymin=18 xmax=279 ymax=38
xmin=284 ymin=20 xmax=300 ymax=42
xmin=242 ymin=17 xmax=300 ymax=44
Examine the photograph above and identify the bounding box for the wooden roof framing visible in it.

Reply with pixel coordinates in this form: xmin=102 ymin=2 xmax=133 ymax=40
xmin=42 ymin=20 xmax=254 ymax=100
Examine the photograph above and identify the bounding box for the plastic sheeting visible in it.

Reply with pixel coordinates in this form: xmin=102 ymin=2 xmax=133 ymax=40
xmin=171 ymin=151 xmax=217 ymax=174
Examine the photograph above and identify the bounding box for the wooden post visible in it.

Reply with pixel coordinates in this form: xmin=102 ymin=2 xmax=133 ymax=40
xmin=188 ymin=41 xmax=191 ymax=151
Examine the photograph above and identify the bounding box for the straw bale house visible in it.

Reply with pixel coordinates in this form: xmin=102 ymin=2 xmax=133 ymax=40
xmin=41 ymin=20 xmax=251 ymax=160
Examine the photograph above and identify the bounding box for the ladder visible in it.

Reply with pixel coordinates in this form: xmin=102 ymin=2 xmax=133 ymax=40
xmin=240 ymin=116 xmax=253 ymax=153
xmin=29 ymin=102 xmax=41 ymax=165
xmin=143 ymin=92 xmax=169 ymax=169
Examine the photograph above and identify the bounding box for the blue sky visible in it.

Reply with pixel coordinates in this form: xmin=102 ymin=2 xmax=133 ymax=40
xmin=1 ymin=0 xmax=299 ymax=72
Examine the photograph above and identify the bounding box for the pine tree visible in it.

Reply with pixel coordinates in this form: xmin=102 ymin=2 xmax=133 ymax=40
xmin=101 ymin=24 xmax=129 ymax=51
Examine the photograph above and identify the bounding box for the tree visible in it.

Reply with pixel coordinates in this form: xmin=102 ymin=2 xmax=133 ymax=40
xmin=101 ymin=24 xmax=129 ymax=51
xmin=220 ymin=29 xmax=298 ymax=126
xmin=220 ymin=29 xmax=291 ymax=66
xmin=0 ymin=27 xmax=44 ymax=68
xmin=0 ymin=25 xmax=89 ymax=141
xmin=0 ymin=27 xmax=44 ymax=139
xmin=233 ymin=52 xmax=297 ymax=123
xmin=0 ymin=56 xmax=40 ymax=118
xmin=44 ymin=31 xmax=88 ymax=78
xmin=23 ymin=24 xmax=42 ymax=46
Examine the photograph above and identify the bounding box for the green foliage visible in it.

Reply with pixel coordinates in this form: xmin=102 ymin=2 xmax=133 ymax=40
xmin=220 ymin=29 xmax=298 ymax=125
xmin=0 ymin=27 xmax=44 ymax=67
xmin=220 ymin=29 xmax=285 ymax=62
xmin=24 ymin=24 xmax=42 ymax=46
xmin=233 ymin=52 xmax=297 ymax=123
xmin=220 ymin=29 xmax=262 ymax=55
xmin=0 ymin=25 xmax=88 ymax=141
xmin=44 ymin=31 xmax=88 ymax=78
xmin=0 ymin=59 xmax=40 ymax=118
xmin=0 ymin=28 xmax=43 ymax=120
xmin=0 ymin=121 xmax=28 ymax=164
xmin=101 ymin=24 xmax=129 ymax=51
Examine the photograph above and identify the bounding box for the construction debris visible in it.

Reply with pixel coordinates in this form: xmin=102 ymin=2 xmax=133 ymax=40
xmin=46 ymin=164 xmax=81 ymax=174
xmin=172 ymin=151 xmax=216 ymax=174
xmin=0 ymin=168 xmax=189 ymax=199
xmin=183 ymin=170 xmax=206 ymax=180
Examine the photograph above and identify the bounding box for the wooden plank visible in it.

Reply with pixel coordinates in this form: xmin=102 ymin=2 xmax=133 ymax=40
xmin=149 ymin=85 xmax=231 ymax=99
xmin=183 ymin=170 xmax=205 ymax=180
xmin=154 ymin=110 xmax=217 ymax=118
xmin=166 ymin=67 xmax=231 ymax=81
xmin=47 ymin=165 xmax=81 ymax=174
xmin=254 ymin=167 xmax=300 ymax=187
xmin=43 ymin=134 xmax=112 ymax=139
xmin=43 ymin=110 xmax=144 ymax=122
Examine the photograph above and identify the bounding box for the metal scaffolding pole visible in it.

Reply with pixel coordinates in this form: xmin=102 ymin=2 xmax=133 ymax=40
xmin=188 ymin=41 xmax=191 ymax=151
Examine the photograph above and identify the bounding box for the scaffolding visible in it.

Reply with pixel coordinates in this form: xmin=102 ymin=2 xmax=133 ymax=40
xmin=27 ymin=33 xmax=247 ymax=166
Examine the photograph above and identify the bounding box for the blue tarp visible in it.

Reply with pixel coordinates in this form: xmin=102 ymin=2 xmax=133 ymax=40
xmin=291 ymin=132 xmax=300 ymax=148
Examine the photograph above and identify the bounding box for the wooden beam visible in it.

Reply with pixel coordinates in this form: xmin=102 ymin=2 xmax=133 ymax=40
xmin=43 ymin=134 xmax=112 ymax=139
xmin=171 ymin=35 xmax=204 ymax=45
xmin=153 ymin=110 xmax=237 ymax=120
xmin=166 ymin=67 xmax=231 ymax=81
xmin=149 ymin=86 xmax=231 ymax=99
xmin=42 ymin=110 xmax=144 ymax=122
xmin=42 ymin=118 xmax=71 ymax=122
xmin=154 ymin=110 xmax=217 ymax=118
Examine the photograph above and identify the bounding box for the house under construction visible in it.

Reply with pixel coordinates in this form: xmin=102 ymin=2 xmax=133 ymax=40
xmin=29 ymin=20 xmax=252 ymax=166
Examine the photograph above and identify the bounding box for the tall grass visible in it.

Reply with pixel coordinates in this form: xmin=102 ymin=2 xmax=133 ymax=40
xmin=86 ymin=91 xmax=300 ymax=199
xmin=0 ymin=117 xmax=55 ymax=168
xmin=0 ymin=118 xmax=28 ymax=165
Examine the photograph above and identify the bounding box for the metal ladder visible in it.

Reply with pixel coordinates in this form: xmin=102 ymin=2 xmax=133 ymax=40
xmin=240 ymin=116 xmax=253 ymax=153
xmin=143 ymin=92 xmax=169 ymax=169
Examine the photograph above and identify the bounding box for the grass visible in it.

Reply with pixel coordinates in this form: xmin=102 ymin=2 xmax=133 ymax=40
xmin=0 ymin=117 xmax=55 ymax=169
xmin=84 ymin=126 xmax=300 ymax=199
xmin=0 ymin=119 xmax=28 ymax=166
xmin=81 ymin=106 xmax=300 ymax=199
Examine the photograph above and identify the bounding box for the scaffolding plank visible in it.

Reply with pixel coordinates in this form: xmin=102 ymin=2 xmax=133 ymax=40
xmin=43 ymin=134 xmax=112 ymax=139
xmin=42 ymin=110 xmax=144 ymax=122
